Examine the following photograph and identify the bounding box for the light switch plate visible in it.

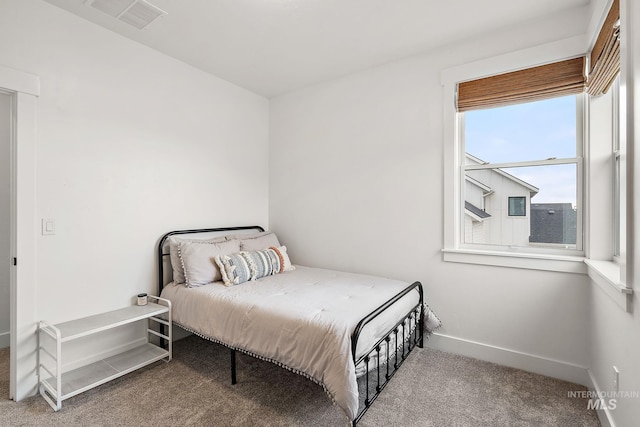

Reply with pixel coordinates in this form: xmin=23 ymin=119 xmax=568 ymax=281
xmin=42 ymin=218 xmax=55 ymax=235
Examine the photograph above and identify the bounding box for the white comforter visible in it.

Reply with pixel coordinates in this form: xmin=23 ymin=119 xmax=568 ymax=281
xmin=160 ymin=266 xmax=423 ymax=421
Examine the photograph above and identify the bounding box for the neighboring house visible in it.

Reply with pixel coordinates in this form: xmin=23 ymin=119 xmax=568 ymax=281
xmin=464 ymin=154 xmax=539 ymax=246
xmin=530 ymin=203 xmax=577 ymax=245
xmin=465 ymin=155 xmax=578 ymax=247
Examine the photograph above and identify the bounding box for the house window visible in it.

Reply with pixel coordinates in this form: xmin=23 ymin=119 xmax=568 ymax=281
xmin=508 ymin=197 xmax=526 ymax=216
xmin=462 ymin=95 xmax=583 ymax=251
xmin=442 ymin=52 xmax=590 ymax=272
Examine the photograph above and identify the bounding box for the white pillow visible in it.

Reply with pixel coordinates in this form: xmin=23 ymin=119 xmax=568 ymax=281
xmin=168 ymin=235 xmax=227 ymax=284
xmin=272 ymin=245 xmax=295 ymax=272
xmin=232 ymin=231 xmax=281 ymax=251
xmin=177 ymin=239 xmax=241 ymax=287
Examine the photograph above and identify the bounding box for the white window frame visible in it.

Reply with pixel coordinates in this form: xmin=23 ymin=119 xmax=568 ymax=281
xmin=441 ymin=37 xmax=588 ymax=274
xmin=460 ymin=95 xmax=584 ymax=254
xmin=611 ymin=77 xmax=623 ymax=260
xmin=584 ymin=75 xmax=632 ymax=311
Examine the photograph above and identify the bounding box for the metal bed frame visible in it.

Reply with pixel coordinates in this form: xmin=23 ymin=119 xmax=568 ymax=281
xmin=157 ymin=226 xmax=424 ymax=426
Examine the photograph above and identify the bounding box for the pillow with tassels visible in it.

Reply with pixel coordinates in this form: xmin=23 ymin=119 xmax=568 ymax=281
xmin=214 ymin=246 xmax=294 ymax=287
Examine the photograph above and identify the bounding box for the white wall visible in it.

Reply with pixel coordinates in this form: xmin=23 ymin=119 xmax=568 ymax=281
xmin=0 ymin=0 xmax=269 ymax=398
xmin=270 ymin=6 xmax=592 ymax=385
xmin=588 ymin=283 xmax=640 ymax=426
xmin=0 ymin=92 xmax=10 ymax=349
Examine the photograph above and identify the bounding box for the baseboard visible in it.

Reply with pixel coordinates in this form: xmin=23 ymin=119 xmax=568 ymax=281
xmin=427 ymin=333 xmax=589 ymax=386
xmin=0 ymin=331 xmax=8 ymax=349
xmin=588 ymin=369 xmax=615 ymax=427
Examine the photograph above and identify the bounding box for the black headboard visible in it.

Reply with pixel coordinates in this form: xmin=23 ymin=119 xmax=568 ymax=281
xmin=157 ymin=225 xmax=265 ymax=294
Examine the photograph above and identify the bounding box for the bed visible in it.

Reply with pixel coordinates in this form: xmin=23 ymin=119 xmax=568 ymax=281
xmin=157 ymin=226 xmax=440 ymax=425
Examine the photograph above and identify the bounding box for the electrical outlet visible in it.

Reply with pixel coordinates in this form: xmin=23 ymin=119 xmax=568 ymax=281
xmin=613 ymin=366 xmax=620 ymax=392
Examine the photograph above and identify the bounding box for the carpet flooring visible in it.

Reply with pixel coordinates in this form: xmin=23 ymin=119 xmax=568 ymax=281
xmin=0 ymin=337 xmax=600 ymax=426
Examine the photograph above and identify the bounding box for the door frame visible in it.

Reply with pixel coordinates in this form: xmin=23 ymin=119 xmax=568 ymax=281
xmin=0 ymin=64 xmax=39 ymax=401
xmin=0 ymin=90 xmax=12 ymax=351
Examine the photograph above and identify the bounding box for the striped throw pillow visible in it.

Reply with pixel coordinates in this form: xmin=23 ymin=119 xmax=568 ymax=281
xmin=214 ymin=246 xmax=294 ymax=287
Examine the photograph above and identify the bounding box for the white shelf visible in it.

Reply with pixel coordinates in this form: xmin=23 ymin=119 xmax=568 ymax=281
xmin=41 ymin=343 xmax=168 ymax=399
xmin=38 ymin=297 xmax=172 ymax=411
xmin=46 ymin=303 xmax=169 ymax=342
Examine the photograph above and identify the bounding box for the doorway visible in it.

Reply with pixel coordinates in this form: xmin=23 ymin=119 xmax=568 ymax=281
xmin=0 ymin=92 xmax=10 ymax=347
xmin=0 ymin=91 xmax=11 ymax=397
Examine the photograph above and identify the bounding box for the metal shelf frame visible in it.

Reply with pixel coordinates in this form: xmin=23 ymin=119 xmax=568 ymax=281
xmin=38 ymin=296 xmax=172 ymax=411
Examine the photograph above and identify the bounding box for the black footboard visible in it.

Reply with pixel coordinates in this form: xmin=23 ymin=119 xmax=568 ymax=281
xmin=350 ymin=281 xmax=424 ymax=426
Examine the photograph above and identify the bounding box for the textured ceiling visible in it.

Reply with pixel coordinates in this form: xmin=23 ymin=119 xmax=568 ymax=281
xmin=43 ymin=0 xmax=591 ymax=97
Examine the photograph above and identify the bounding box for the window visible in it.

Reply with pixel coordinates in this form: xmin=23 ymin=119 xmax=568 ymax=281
xmin=582 ymin=0 xmax=631 ymax=309
xmin=442 ymin=49 xmax=588 ymax=273
xmin=508 ymin=197 xmax=526 ymax=217
xmin=461 ymin=94 xmax=583 ymax=252
xmin=611 ymin=77 xmax=623 ymax=259
xmin=584 ymin=0 xmax=622 ymax=261
xmin=442 ymin=0 xmax=628 ymax=278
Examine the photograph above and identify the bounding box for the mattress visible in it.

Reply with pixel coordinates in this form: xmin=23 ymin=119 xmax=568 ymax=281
xmin=160 ymin=265 xmax=422 ymax=421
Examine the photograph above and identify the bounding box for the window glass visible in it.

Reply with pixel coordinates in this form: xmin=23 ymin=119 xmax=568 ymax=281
xmin=500 ymin=164 xmax=577 ymax=206
xmin=465 ymin=96 xmax=576 ymax=163
xmin=508 ymin=197 xmax=526 ymax=216
xmin=463 ymin=95 xmax=580 ymax=250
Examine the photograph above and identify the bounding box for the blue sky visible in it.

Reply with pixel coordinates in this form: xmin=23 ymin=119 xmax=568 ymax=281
xmin=465 ymin=95 xmax=577 ymax=205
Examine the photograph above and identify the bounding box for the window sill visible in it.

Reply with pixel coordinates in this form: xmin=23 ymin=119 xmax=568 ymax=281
xmin=442 ymin=248 xmax=587 ymax=274
xmin=584 ymin=259 xmax=632 ymax=312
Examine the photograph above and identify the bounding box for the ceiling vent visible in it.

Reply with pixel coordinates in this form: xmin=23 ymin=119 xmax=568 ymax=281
xmin=85 ymin=0 xmax=167 ymax=30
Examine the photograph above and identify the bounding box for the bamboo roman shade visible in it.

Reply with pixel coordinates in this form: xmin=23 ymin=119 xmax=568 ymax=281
xmin=587 ymin=0 xmax=620 ymax=96
xmin=457 ymin=57 xmax=586 ymax=112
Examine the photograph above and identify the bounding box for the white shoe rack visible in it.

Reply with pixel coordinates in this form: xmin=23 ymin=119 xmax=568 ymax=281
xmin=38 ymin=296 xmax=172 ymax=411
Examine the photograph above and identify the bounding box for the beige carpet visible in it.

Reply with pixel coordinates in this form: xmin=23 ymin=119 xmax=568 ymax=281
xmin=0 ymin=337 xmax=600 ymax=426
xmin=0 ymin=347 xmax=9 ymax=401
